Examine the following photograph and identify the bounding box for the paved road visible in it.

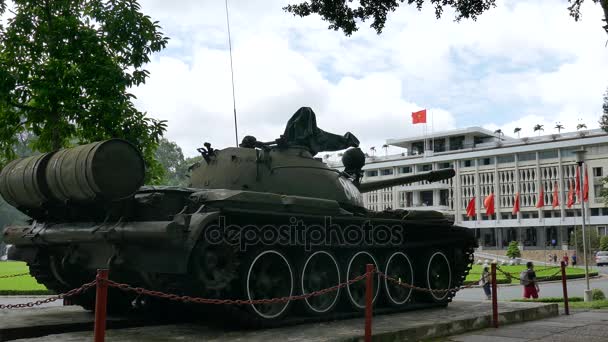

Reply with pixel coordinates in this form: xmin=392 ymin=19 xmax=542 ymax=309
xmin=442 ymin=310 xmax=608 ymax=342
xmin=455 ymin=274 xmax=608 ymax=301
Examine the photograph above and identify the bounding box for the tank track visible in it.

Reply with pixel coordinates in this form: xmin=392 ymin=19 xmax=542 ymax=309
xmin=175 ymin=244 xmax=475 ymax=329
xmin=26 ymin=249 xmax=133 ymax=314
xmin=171 ymin=216 xmax=478 ymax=329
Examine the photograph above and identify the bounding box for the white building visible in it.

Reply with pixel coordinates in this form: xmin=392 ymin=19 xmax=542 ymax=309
xmin=348 ymin=127 xmax=608 ymax=251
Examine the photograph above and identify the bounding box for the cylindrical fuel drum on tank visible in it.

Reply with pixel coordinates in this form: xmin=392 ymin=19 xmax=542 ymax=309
xmin=45 ymin=139 xmax=145 ymax=202
xmin=0 ymin=153 xmax=54 ymax=208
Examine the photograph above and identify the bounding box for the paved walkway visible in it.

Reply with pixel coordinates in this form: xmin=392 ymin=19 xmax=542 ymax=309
xmin=441 ymin=310 xmax=608 ymax=342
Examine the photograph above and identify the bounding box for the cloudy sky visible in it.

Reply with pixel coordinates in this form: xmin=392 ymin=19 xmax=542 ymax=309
xmin=129 ymin=0 xmax=608 ymax=157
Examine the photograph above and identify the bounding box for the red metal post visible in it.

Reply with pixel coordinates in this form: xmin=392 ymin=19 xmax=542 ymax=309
xmin=364 ymin=263 xmax=374 ymax=342
xmin=561 ymin=261 xmax=569 ymax=315
xmin=94 ymin=269 xmax=109 ymax=342
xmin=491 ymin=262 xmax=498 ymax=328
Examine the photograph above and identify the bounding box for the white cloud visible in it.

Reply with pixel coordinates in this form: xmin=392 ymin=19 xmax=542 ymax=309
xmin=131 ymin=0 xmax=608 ymax=158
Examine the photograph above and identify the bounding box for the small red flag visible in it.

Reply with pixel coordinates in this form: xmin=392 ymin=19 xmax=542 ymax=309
xmin=466 ymin=197 xmax=476 ymax=217
xmin=552 ymin=181 xmax=559 ymax=208
xmin=584 ymin=166 xmax=589 ymax=202
xmin=412 ymin=109 xmax=427 ymax=124
xmin=575 ymin=166 xmax=581 ymax=202
xmin=536 ymin=186 xmax=545 ymax=208
xmin=567 ymin=181 xmax=575 ymax=208
xmin=484 ymin=193 xmax=495 ymax=216
xmin=512 ymin=192 xmax=520 ymax=215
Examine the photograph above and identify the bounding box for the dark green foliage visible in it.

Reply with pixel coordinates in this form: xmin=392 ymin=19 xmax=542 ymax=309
xmin=592 ymin=288 xmax=606 ymax=301
xmin=506 ymin=241 xmax=521 ymax=259
xmin=284 ymin=0 xmax=607 ymax=37
xmin=0 ymin=0 xmax=169 ymax=183
xmin=573 ymin=227 xmax=600 ymax=256
xmin=601 ymin=236 xmax=608 ymax=251
xmin=154 ymin=138 xmax=203 ymax=186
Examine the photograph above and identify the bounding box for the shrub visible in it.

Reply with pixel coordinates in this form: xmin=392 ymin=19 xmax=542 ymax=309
xmin=592 ymin=289 xmax=606 ymax=301
xmin=601 ymin=236 xmax=608 ymax=251
xmin=506 ymin=241 xmax=521 ymax=259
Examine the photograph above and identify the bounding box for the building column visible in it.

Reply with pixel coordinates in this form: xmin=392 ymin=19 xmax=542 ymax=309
xmin=454 ymin=160 xmax=462 ymax=223
xmin=495 ymin=160 xmax=500 ymax=223
xmin=475 ymin=160 xmax=481 ymax=221
xmin=514 ymin=154 xmax=522 ymax=221
xmin=557 ymin=149 xmax=566 ymax=220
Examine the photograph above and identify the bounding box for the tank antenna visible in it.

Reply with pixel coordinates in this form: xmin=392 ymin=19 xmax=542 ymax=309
xmin=225 ymin=0 xmax=239 ymax=147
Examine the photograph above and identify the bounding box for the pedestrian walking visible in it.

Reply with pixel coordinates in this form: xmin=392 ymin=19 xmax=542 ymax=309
xmin=479 ymin=266 xmax=492 ymax=300
xmin=563 ymin=253 xmax=569 ymax=266
xmin=520 ymin=261 xmax=540 ymax=299
xmin=571 ymin=253 xmax=577 ymax=266
xmin=548 ymin=253 xmax=553 ymax=264
xmin=553 ymin=254 xmax=557 ymax=263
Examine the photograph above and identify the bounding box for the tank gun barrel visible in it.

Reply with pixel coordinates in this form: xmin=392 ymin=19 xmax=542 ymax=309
xmin=358 ymin=169 xmax=455 ymax=193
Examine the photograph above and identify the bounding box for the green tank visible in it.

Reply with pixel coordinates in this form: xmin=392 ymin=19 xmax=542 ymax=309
xmin=2 ymin=107 xmax=477 ymax=327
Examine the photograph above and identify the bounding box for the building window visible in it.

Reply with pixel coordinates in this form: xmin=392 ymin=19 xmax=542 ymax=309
xmin=411 ymin=142 xmax=424 ymax=155
xmin=561 ymin=148 xmax=578 ymax=159
xmin=438 ymin=162 xmax=452 ymax=169
xmin=594 ymin=167 xmax=603 ymax=177
xmin=595 ymin=184 xmax=603 ymax=199
xmin=598 ymin=227 xmax=607 ymax=236
xmin=498 ymin=155 xmax=515 ymax=164
xmin=399 ymin=191 xmax=413 ymax=207
xmin=400 ymin=166 xmax=412 ymax=174
xmin=479 ymin=157 xmax=494 ymax=166
xmin=439 ymin=190 xmax=449 ymax=206
xmin=539 ymin=150 xmax=558 ymax=159
xmin=592 ymin=208 xmax=600 ymax=216
xmin=420 ymin=191 xmax=433 ymax=206
xmin=500 ymin=213 xmax=511 ymax=220
xmin=449 ymin=136 xmax=465 ymax=150
xmin=433 ymin=138 xmax=446 ymax=153
xmin=418 ymin=164 xmax=432 ymax=172
xmin=518 ymin=152 xmax=536 ymax=162
xmin=366 ymin=170 xmax=378 ymax=177
xmin=380 ymin=168 xmax=393 ymax=176
xmin=524 ymin=228 xmax=537 ymax=247
xmin=460 ymin=159 xmax=474 ymax=168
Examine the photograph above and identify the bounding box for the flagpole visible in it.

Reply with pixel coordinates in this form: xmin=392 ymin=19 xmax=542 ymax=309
xmin=431 ymin=110 xmax=435 ymax=153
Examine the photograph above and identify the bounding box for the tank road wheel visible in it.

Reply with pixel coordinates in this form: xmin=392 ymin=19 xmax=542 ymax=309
xmin=246 ymin=250 xmax=294 ymax=320
xmin=301 ymin=251 xmax=341 ymax=315
xmin=190 ymin=240 xmax=240 ymax=298
xmin=345 ymin=251 xmax=380 ymax=310
xmin=424 ymin=251 xmax=452 ymax=302
xmin=383 ymin=251 xmax=414 ymax=306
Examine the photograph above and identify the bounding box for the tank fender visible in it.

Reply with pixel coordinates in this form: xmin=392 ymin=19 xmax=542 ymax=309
xmin=183 ymin=208 xmax=221 ymax=254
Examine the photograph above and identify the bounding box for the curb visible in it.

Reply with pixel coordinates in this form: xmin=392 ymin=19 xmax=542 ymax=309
xmin=341 ymin=303 xmax=559 ymax=342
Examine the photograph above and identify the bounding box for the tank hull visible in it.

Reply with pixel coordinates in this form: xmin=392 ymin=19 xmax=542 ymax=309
xmin=4 ymin=187 xmax=477 ymax=327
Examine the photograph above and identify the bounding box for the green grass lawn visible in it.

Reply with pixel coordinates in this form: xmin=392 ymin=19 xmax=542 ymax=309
xmin=513 ymin=297 xmax=608 ymax=309
xmin=0 ymin=261 xmax=50 ymax=294
xmin=465 ymin=264 xmax=593 ymax=284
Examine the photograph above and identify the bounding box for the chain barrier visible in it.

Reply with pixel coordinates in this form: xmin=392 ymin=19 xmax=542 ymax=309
xmin=0 ymin=272 xmax=30 ymax=279
xmin=376 ymin=270 xmax=478 ymax=294
xmin=495 ymin=265 xmax=562 ymax=280
xmin=0 ymin=280 xmax=96 ymax=309
xmin=103 ymin=272 xmax=368 ymax=306
xmin=7 ymin=265 xmax=564 ymax=311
